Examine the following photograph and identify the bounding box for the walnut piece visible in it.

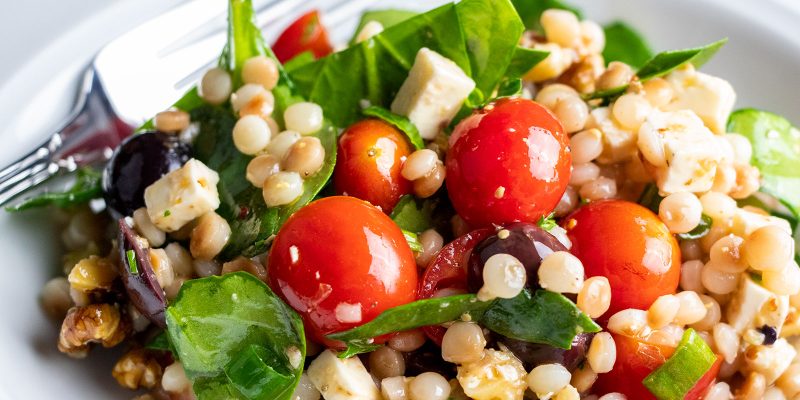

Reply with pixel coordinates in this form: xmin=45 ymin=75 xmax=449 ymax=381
xmin=58 ymin=304 xmax=129 ymax=357
xmin=112 ymin=348 xmax=163 ymax=390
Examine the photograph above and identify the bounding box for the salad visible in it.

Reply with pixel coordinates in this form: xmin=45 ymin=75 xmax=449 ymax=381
xmin=20 ymin=0 xmax=800 ymax=399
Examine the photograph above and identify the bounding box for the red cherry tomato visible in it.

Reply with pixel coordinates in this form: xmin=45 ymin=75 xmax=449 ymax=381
xmin=268 ymin=196 xmax=418 ymax=346
xmin=446 ymin=98 xmax=571 ymax=228
xmin=417 ymin=228 xmax=492 ymax=344
xmin=334 ymin=119 xmax=414 ymax=213
xmin=272 ymin=10 xmax=333 ymax=63
xmin=593 ymin=333 xmax=721 ymax=399
xmin=564 ymin=200 xmax=680 ymax=318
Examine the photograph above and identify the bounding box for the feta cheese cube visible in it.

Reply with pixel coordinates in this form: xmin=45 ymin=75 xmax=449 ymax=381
xmin=391 ymin=48 xmax=476 ymax=140
xmin=726 ymin=276 xmax=789 ymax=334
xmin=144 ymin=159 xmax=220 ymax=232
xmin=587 ymin=107 xmax=637 ymax=163
xmin=307 ymin=350 xmax=380 ymax=400
xmin=664 ymin=66 xmax=736 ymax=134
xmin=745 ymin=339 xmax=796 ymax=384
xmin=457 ymin=349 xmax=527 ymax=400
xmin=638 ymin=110 xmax=723 ymax=194
xmin=731 ymin=207 xmax=792 ymax=237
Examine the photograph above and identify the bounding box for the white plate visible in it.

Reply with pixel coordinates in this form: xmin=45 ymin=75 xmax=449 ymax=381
xmin=0 ymin=0 xmax=798 ymax=398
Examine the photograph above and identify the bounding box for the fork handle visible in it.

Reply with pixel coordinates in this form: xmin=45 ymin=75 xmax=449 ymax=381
xmin=0 ymin=68 xmax=133 ymax=205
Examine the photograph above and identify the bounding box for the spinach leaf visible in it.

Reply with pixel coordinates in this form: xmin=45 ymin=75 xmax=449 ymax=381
xmin=586 ymin=39 xmax=727 ymax=101
xmin=511 ymin=0 xmax=583 ymax=33
xmin=677 ymin=214 xmax=713 ymax=240
xmin=290 ymin=0 xmax=524 ymax=128
xmin=727 ymin=109 xmax=800 ymax=217
xmin=481 ymin=290 xmax=600 ymax=349
xmin=496 ymin=78 xmax=523 ymax=98
xmin=362 ymin=106 xmax=424 ymax=150
xmin=350 ymin=9 xmax=419 ymax=45
xmin=166 ymin=272 xmax=305 ymax=400
xmin=144 ymin=331 xmax=174 ymax=354
xmin=602 ymin=21 xmax=653 ymax=69
xmin=390 ymin=195 xmax=435 ymax=233
xmin=504 ymin=46 xmax=550 ymax=80
xmin=5 ymin=167 xmax=102 ymax=212
xmin=638 ymin=183 xmax=663 ymax=214
xmin=283 ymin=51 xmax=315 ymax=73
xmin=402 ymin=229 xmax=423 ymax=252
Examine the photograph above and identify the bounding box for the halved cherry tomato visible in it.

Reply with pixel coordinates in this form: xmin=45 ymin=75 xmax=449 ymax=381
xmin=593 ymin=333 xmax=721 ymax=399
xmin=564 ymin=200 xmax=680 ymax=318
xmin=272 ymin=10 xmax=333 ymax=63
xmin=446 ymin=98 xmax=571 ymax=228
xmin=268 ymin=196 xmax=418 ymax=346
xmin=417 ymin=228 xmax=492 ymax=344
xmin=334 ymin=119 xmax=413 ymax=213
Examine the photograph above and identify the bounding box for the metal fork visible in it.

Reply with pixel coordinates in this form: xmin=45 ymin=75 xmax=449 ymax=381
xmin=0 ymin=0 xmax=383 ymax=207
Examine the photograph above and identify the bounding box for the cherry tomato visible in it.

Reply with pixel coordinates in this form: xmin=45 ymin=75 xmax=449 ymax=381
xmin=446 ymin=98 xmax=571 ymax=228
xmin=268 ymin=196 xmax=418 ymax=345
xmin=593 ymin=333 xmax=721 ymax=399
xmin=334 ymin=119 xmax=413 ymax=213
xmin=564 ymin=200 xmax=680 ymax=318
xmin=417 ymin=228 xmax=492 ymax=344
xmin=272 ymin=10 xmax=333 ymax=63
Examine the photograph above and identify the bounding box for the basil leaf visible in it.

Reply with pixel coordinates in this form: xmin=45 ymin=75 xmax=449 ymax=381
xmin=339 ymin=341 xmax=383 ymax=359
xmin=602 ymin=21 xmax=653 ymax=69
xmin=390 ymin=195 xmax=435 ymax=233
xmin=362 ymin=106 xmax=424 ymax=150
xmin=402 ymin=229 xmax=423 ymax=252
xmin=727 ymin=109 xmax=800 ymax=217
xmin=504 ymin=46 xmax=550 ymax=80
xmin=290 ymin=0 xmax=524 ymax=128
xmin=349 ymin=9 xmax=419 ymax=45
xmin=586 ymin=39 xmax=727 ymax=101
xmin=5 ymin=167 xmax=102 ymax=212
xmin=643 ymin=329 xmax=718 ymax=400
xmin=511 ymin=0 xmax=583 ymax=33
xmin=166 ymin=272 xmax=305 ymax=400
xmin=678 ymin=214 xmax=713 ymax=240
xmin=481 ymin=290 xmax=600 ymax=349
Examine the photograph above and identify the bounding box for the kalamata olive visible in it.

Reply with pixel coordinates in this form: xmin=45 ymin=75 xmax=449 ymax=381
xmin=404 ymin=341 xmax=457 ymax=379
xmin=467 ymin=222 xmax=567 ymax=293
xmin=500 ymin=333 xmax=593 ymax=371
xmin=103 ymin=131 xmax=191 ymax=217
xmin=118 ymin=219 xmax=166 ymax=328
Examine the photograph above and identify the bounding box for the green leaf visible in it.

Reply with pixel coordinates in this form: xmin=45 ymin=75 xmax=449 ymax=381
xmin=481 ymin=290 xmax=600 ymax=349
xmin=638 ymin=183 xmax=663 ymax=214
xmin=678 ymin=214 xmax=713 ymax=240
xmin=504 ymin=46 xmax=550 ymax=80
xmin=339 ymin=341 xmax=383 ymax=359
xmin=602 ymin=21 xmax=653 ymax=69
xmin=5 ymin=167 xmax=102 ymax=212
xmin=283 ymin=51 xmax=315 ymax=73
xmin=727 ymin=109 xmax=800 ymax=217
xmin=349 ymin=9 xmax=419 ymax=45
xmin=495 ymin=78 xmax=523 ymax=98
xmin=144 ymin=331 xmax=174 ymax=354
xmin=511 ymin=0 xmax=583 ymax=33
xmin=362 ymin=106 xmax=424 ymax=150
xmin=166 ymin=272 xmax=305 ymax=400
xmin=536 ymin=212 xmax=557 ymax=232
xmin=402 ymin=230 xmax=423 ymax=253
xmin=643 ymin=329 xmax=718 ymax=400
xmin=390 ymin=195 xmax=435 ymax=233
xmin=586 ymin=39 xmax=727 ymax=101
xmin=290 ymin=0 xmax=524 ymax=128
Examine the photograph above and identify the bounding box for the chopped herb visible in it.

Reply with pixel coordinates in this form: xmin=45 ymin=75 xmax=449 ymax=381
xmin=537 ymin=212 xmax=557 ymax=231
xmin=677 ymin=214 xmax=713 ymax=240
xmin=402 ymin=229 xmax=423 ymax=252
xmin=126 ymin=249 xmax=139 ymax=275
xmin=163 ymin=210 xmax=171 ymax=217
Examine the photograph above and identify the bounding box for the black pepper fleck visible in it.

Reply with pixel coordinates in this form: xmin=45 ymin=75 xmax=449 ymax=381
xmin=758 ymin=325 xmax=777 ymax=345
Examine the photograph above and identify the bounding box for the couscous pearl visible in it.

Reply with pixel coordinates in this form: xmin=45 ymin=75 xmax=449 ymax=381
xmin=246 ymin=154 xmax=280 ymax=188
xmin=579 ymin=176 xmax=617 ymax=201
xmin=680 ymin=240 xmax=703 ymax=262
xmin=763 ymin=387 xmax=787 ymax=400
xmin=555 ymin=385 xmax=580 ymax=400
xmin=699 ymin=192 xmax=737 ymax=222
xmin=554 ymin=96 xmax=589 ymax=133
xmin=554 ymin=186 xmax=579 ymax=217
xmin=293 ymin=374 xmax=321 ymax=400
xmin=161 ymin=362 xmax=191 ymax=393
xmin=267 ymin=130 xmax=302 ymax=161
xmin=284 ymin=102 xmax=324 ymax=135
xmin=241 ymin=55 xmax=279 ymax=90
xmin=368 ymin=346 xmax=405 ymax=380
xmin=164 ymin=243 xmax=193 ymax=278
xmin=263 ymin=171 xmax=304 ymax=207
xmin=388 ymin=330 xmax=427 ymax=353
xmin=408 ymin=372 xmax=450 ymax=400
xmin=642 ymin=78 xmax=673 ymax=108
xmin=730 ymin=165 xmax=760 ymax=199
xmin=647 ymin=294 xmax=680 ymax=329
xmin=231 ymin=83 xmax=268 ymax=112
xmin=527 ymin=363 xmax=571 ymax=395
xmin=690 ymin=295 xmax=721 ymax=331
xmin=233 ymin=115 xmax=272 ymax=155
xmin=587 ymin=332 xmax=616 ymax=373
xmin=570 ymin=129 xmax=603 ymax=164
xmin=712 ymin=321 xmax=740 ymax=361
xmin=570 ymin=366 xmax=598 ymax=393
xmin=541 ymin=9 xmax=581 ymax=47
xmin=579 ymin=20 xmax=605 ymax=53
xmin=712 ymin=164 xmax=737 ymax=194
xmin=133 ymin=207 xmax=166 ymax=247
xmin=708 ymin=234 xmax=748 ymax=273
xmin=535 ymin=84 xmax=580 ymax=110
xmin=284 ymin=137 xmax=326 ymax=177
xmin=612 ymin=93 xmax=650 ymax=130
xmin=658 ymin=192 xmax=702 ymax=234
xmin=703 ymin=382 xmax=732 ymax=400
xmin=199 ymin=67 xmax=232 ymax=105
xmin=569 ymin=162 xmax=600 ymax=187
xmin=596 ymin=62 xmax=633 ymax=91
xmin=577 ymin=276 xmax=611 ymax=319
xmin=538 ymin=251 xmax=584 ymax=294
xmin=381 ymin=376 xmax=410 ymax=400
xmin=154 ymin=110 xmax=190 ymax=133
xmin=607 ymin=309 xmax=648 ymax=337
xmin=762 ymin=261 xmax=800 ymax=295
xmin=190 ymin=212 xmax=231 ymax=261
xmin=416 ymin=229 xmax=444 ymax=267
xmin=441 ymin=322 xmax=486 ymax=364
xmin=637 ymin=124 xmax=667 ymax=167
xmin=478 ymin=253 xmax=526 ymax=300
xmin=598 ymin=393 xmax=627 ymax=400
xmin=673 ymin=291 xmax=707 ymax=325
xmin=745 ymin=225 xmax=795 ymax=272
xmin=738 ymin=372 xmax=766 ymax=400
xmin=402 ymin=149 xmax=439 ymax=181
xmin=40 ymin=277 xmax=73 ymax=319
xmin=413 ymin=163 xmax=445 ymax=198
xmin=725 ymin=133 xmax=753 ymax=166
xmin=776 ymin=363 xmax=800 ymax=397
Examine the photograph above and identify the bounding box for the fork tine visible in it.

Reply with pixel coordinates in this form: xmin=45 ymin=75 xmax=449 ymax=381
xmin=0 ymin=168 xmax=57 ymax=207
xmin=0 ymin=142 xmax=52 ymax=183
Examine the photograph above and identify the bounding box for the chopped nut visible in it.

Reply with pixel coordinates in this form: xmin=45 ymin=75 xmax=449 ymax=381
xmin=112 ymin=348 xmax=163 ymax=390
xmin=58 ymin=304 xmax=130 ymax=357
xmin=68 ymin=255 xmax=118 ymax=292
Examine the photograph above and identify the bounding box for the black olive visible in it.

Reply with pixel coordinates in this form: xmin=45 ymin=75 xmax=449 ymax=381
xmin=467 ymin=222 xmax=567 ymax=293
xmin=103 ymin=131 xmax=191 ymax=217
xmin=500 ymin=333 xmax=594 ymax=371
xmin=404 ymin=341 xmax=458 ymax=379
xmin=118 ymin=219 xmax=166 ymax=328
xmin=759 ymin=325 xmax=777 ymax=345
